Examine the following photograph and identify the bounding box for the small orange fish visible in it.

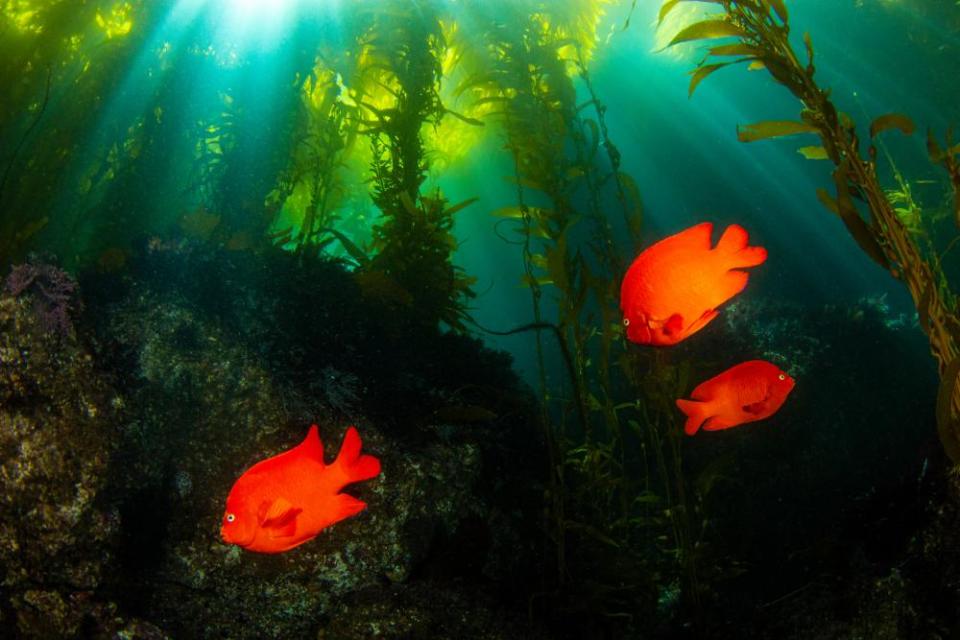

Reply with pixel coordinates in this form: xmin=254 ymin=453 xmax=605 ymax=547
xmin=620 ymin=222 xmax=767 ymax=346
xmin=220 ymin=425 xmax=380 ymax=554
xmin=676 ymin=360 xmax=795 ymax=435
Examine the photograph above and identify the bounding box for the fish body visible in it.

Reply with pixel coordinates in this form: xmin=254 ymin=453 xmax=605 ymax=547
xmin=676 ymin=360 xmax=795 ymax=435
xmin=220 ymin=425 xmax=380 ymax=553
xmin=620 ymin=222 xmax=767 ymax=345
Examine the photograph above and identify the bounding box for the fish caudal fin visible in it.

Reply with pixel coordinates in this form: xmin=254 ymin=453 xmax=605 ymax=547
xmin=676 ymin=398 xmax=711 ymax=436
xmin=329 ymin=426 xmax=382 ymax=490
xmin=715 ymin=224 xmax=767 ymax=268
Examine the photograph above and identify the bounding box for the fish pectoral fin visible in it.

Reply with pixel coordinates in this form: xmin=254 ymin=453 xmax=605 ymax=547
xmin=742 ymin=401 xmax=767 ymax=415
xmin=259 ymin=498 xmax=302 ymax=530
xmin=662 ymin=313 xmax=684 ymax=336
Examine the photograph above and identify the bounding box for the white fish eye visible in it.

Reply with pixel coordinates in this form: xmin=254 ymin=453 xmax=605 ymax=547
xmin=623 ymin=318 xmax=630 ymax=326
xmin=226 ymin=513 xmax=236 ymax=523
xmin=778 ymin=374 xmax=786 ymax=381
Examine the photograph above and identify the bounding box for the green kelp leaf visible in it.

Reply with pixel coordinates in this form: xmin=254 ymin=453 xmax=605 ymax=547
xmin=797 ymin=145 xmax=828 ymax=160
xmin=763 ymin=0 xmax=789 ymax=23
xmin=869 ymin=113 xmax=915 ymax=139
xmin=803 ymin=32 xmax=815 ymax=68
xmin=659 ymin=0 xmax=682 ymax=23
xmin=618 ymin=171 xmax=644 ymax=240
xmin=936 ymin=357 xmax=960 ymax=464
xmin=658 ymin=0 xmax=720 ymax=25
xmin=321 ymin=227 xmax=370 ymax=266
xmin=520 ymin=274 xmax=554 ymax=288
xmin=688 ymin=62 xmax=733 ymax=97
xmin=633 ymin=491 xmax=662 ymax=505
xmin=491 ymin=206 xmax=525 ymax=219
xmin=564 ymin=520 xmax=621 ymax=549
xmin=443 ymin=197 xmax=479 ymax=216
xmin=399 ymin=191 xmax=419 ymax=215
xmin=668 ymin=19 xmax=745 ymax=47
xmin=747 ymin=60 xmax=766 ymax=71
xmin=816 ymin=188 xmax=839 ymax=215
xmin=707 ymin=43 xmax=760 ymax=57
xmin=831 ymin=165 xmax=891 ymax=271
xmin=927 ymin=128 xmax=944 ymax=162
xmin=737 ymin=120 xmax=818 ymax=143
xmin=502 ymin=174 xmax=546 ymax=191
xmin=444 ymin=108 xmax=484 ymax=127
xmin=529 ymin=253 xmax=548 ymax=269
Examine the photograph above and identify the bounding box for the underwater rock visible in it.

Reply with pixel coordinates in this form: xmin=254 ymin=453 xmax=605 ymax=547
xmin=3 ymin=256 xmax=81 ymax=338
xmin=0 ymin=295 xmax=121 ymax=637
xmin=82 ymin=247 xmax=545 ymax=639
xmin=318 ymin=582 xmax=546 ymax=640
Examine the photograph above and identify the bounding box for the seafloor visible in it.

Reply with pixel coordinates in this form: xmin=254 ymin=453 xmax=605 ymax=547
xmin=1 ymin=244 xmax=958 ymax=639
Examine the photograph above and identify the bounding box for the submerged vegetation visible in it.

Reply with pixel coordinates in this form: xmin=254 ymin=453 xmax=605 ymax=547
xmin=660 ymin=0 xmax=960 ymax=463
xmin=1 ymin=0 xmax=959 ymax=638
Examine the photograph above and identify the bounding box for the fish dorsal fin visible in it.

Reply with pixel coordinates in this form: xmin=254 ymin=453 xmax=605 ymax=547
xmin=296 ymin=424 xmax=325 ymax=464
xmin=258 ymin=498 xmax=302 ymax=531
xmin=674 ymin=221 xmax=713 ymax=251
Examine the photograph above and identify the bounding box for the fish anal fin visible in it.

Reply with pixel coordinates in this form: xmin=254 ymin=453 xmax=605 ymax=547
xmin=703 ymin=417 xmax=733 ymax=431
xmin=330 ymin=493 xmax=368 ymax=524
xmin=721 ymin=269 xmax=750 ymax=299
xmin=676 ymin=398 xmax=710 ymax=436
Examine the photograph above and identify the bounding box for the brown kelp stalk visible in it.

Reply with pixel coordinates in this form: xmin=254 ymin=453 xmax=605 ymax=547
xmin=663 ymin=0 xmax=960 ymax=461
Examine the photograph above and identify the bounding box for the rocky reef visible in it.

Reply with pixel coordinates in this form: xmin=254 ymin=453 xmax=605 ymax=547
xmin=4 ymin=247 xmax=960 ymax=639
xmin=0 ymin=245 xmax=545 ymax=639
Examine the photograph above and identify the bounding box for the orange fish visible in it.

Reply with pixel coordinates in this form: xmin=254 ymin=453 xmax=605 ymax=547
xmin=676 ymin=360 xmax=795 ymax=435
xmin=620 ymin=222 xmax=767 ymax=346
xmin=220 ymin=425 xmax=380 ymax=554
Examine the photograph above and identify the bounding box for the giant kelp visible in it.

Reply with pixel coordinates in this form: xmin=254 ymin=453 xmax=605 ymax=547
xmin=661 ymin=0 xmax=960 ymax=463
xmin=440 ymin=1 xmax=721 ymax=630
xmin=0 ymin=1 xmax=152 ymax=265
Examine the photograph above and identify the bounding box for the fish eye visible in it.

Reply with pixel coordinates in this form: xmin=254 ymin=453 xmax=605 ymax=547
xmin=226 ymin=513 xmax=236 ymax=523
xmin=623 ymin=318 xmax=630 ymax=326
xmin=778 ymin=374 xmax=786 ymax=381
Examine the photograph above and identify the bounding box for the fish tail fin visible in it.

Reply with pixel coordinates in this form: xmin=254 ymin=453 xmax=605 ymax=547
xmin=676 ymin=399 xmax=710 ymax=436
xmin=716 ymin=224 xmax=767 ymax=268
xmin=330 ymin=426 xmax=381 ymax=489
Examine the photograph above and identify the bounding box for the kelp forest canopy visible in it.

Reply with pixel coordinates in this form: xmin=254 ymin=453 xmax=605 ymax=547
xmin=2 ymin=0 xmax=960 ymax=630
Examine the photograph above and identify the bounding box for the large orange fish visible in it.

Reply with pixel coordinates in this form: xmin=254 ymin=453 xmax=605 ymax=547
xmin=620 ymin=222 xmax=767 ymax=345
xmin=676 ymin=360 xmax=795 ymax=435
xmin=220 ymin=425 xmax=380 ymax=554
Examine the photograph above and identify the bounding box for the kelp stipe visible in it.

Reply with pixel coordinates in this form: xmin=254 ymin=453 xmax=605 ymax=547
xmin=661 ymin=0 xmax=960 ymax=463
xmin=453 ymin=2 xmax=715 ymax=629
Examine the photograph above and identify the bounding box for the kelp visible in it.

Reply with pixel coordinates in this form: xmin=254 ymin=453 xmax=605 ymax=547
xmin=265 ymin=64 xmax=361 ymax=257
xmin=451 ymin=2 xmax=710 ymax=627
xmin=349 ymin=0 xmax=478 ymax=331
xmin=0 ymin=1 xmax=150 ymax=265
xmin=661 ymin=0 xmax=960 ymax=462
